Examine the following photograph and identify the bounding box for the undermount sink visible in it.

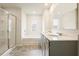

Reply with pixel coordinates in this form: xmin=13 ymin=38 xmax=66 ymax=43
xmin=48 ymin=34 xmax=59 ymax=36
xmin=48 ymin=33 xmax=62 ymax=36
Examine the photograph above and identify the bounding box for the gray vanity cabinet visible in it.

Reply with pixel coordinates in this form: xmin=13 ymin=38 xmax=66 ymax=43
xmin=41 ymin=34 xmax=78 ymax=56
xmin=49 ymin=41 xmax=78 ymax=56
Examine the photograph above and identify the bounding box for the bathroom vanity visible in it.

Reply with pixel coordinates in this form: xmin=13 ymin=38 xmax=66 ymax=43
xmin=41 ymin=32 xmax=78 ymax=56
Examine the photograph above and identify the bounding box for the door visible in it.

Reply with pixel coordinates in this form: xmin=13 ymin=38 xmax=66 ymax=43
xmin=8 ymin=15 xmax=16 ymax=48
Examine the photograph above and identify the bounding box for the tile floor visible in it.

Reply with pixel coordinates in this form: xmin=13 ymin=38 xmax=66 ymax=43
xmin=5 ymin=45 xmax=43 ymax=56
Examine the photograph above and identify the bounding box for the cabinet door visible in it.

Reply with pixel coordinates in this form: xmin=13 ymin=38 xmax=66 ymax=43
xmin=49 ymin=41 xmax=77 ymax=56
xmin=0 ymin=9 xmax=8 ymax=55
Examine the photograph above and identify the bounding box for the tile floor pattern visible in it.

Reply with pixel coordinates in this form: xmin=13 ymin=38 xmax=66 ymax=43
xmin=5 ymin=45 xmax=43 ymax=56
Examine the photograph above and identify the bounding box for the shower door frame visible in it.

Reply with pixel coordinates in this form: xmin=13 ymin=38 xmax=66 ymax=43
xmin=7 ymin=14 xmax=17 ymax=49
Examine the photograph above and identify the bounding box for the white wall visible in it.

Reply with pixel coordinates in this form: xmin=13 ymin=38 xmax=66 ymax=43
xmin=21 ymin=8 xmax=27 ymax=38
xmin=42 ymin=9 xmax=51 ymax=33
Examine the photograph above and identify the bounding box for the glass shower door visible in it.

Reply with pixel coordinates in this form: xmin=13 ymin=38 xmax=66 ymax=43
xmin=0 ymin=9 xmax=8 ymax=55
xmin=8 ymin=14 xmax=16 ymax=48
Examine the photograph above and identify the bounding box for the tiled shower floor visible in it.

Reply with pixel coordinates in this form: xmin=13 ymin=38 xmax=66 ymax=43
xmin=5 ymin=45 xmax=43 ymax=56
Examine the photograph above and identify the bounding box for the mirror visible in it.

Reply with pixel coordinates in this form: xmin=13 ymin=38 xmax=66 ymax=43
xmin=61 ymin=9 xmax=77 ymax=30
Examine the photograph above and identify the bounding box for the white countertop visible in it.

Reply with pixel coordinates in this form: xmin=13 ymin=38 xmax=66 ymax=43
xmin=42 ymin=32 xmax=78 ymax=41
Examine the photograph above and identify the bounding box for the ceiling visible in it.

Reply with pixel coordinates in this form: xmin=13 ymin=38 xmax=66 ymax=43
xmin=0 ymin=3 xmax=51 ymax=14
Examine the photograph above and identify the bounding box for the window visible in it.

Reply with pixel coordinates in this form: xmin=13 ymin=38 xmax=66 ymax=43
xmin=53 ymin=19 xmax=59 ymax=29
xmin=31 ymin=19 xmax=37 ymax=31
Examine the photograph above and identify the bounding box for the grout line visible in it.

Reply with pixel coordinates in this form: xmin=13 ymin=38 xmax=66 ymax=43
xmin=1 ymin=46 xmax=16 ymax=56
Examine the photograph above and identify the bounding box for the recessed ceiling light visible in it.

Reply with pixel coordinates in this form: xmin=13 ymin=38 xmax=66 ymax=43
xmin=32 ymin=11 xmax=36 ymax=14
xmin=44 ymin=3 xmax=49 ymax=6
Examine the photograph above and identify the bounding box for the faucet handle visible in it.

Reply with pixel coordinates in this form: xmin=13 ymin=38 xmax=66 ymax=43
xmin=57 ymin=32 xmax=62 ymax=36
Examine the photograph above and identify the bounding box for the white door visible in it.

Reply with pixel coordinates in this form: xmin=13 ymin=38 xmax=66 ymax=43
xmin=27 ymin=15 xmax=42 ymax=38
xmin=8 ymin=15 xmax=16 ymax=48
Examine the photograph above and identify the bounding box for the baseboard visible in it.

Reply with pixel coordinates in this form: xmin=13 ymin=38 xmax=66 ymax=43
xmin=1 ymin=46 xmax=16 ymax=56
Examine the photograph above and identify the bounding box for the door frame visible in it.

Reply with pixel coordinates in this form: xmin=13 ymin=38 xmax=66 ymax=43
xmin=7 ymin=14 xmax=17 ymax=49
